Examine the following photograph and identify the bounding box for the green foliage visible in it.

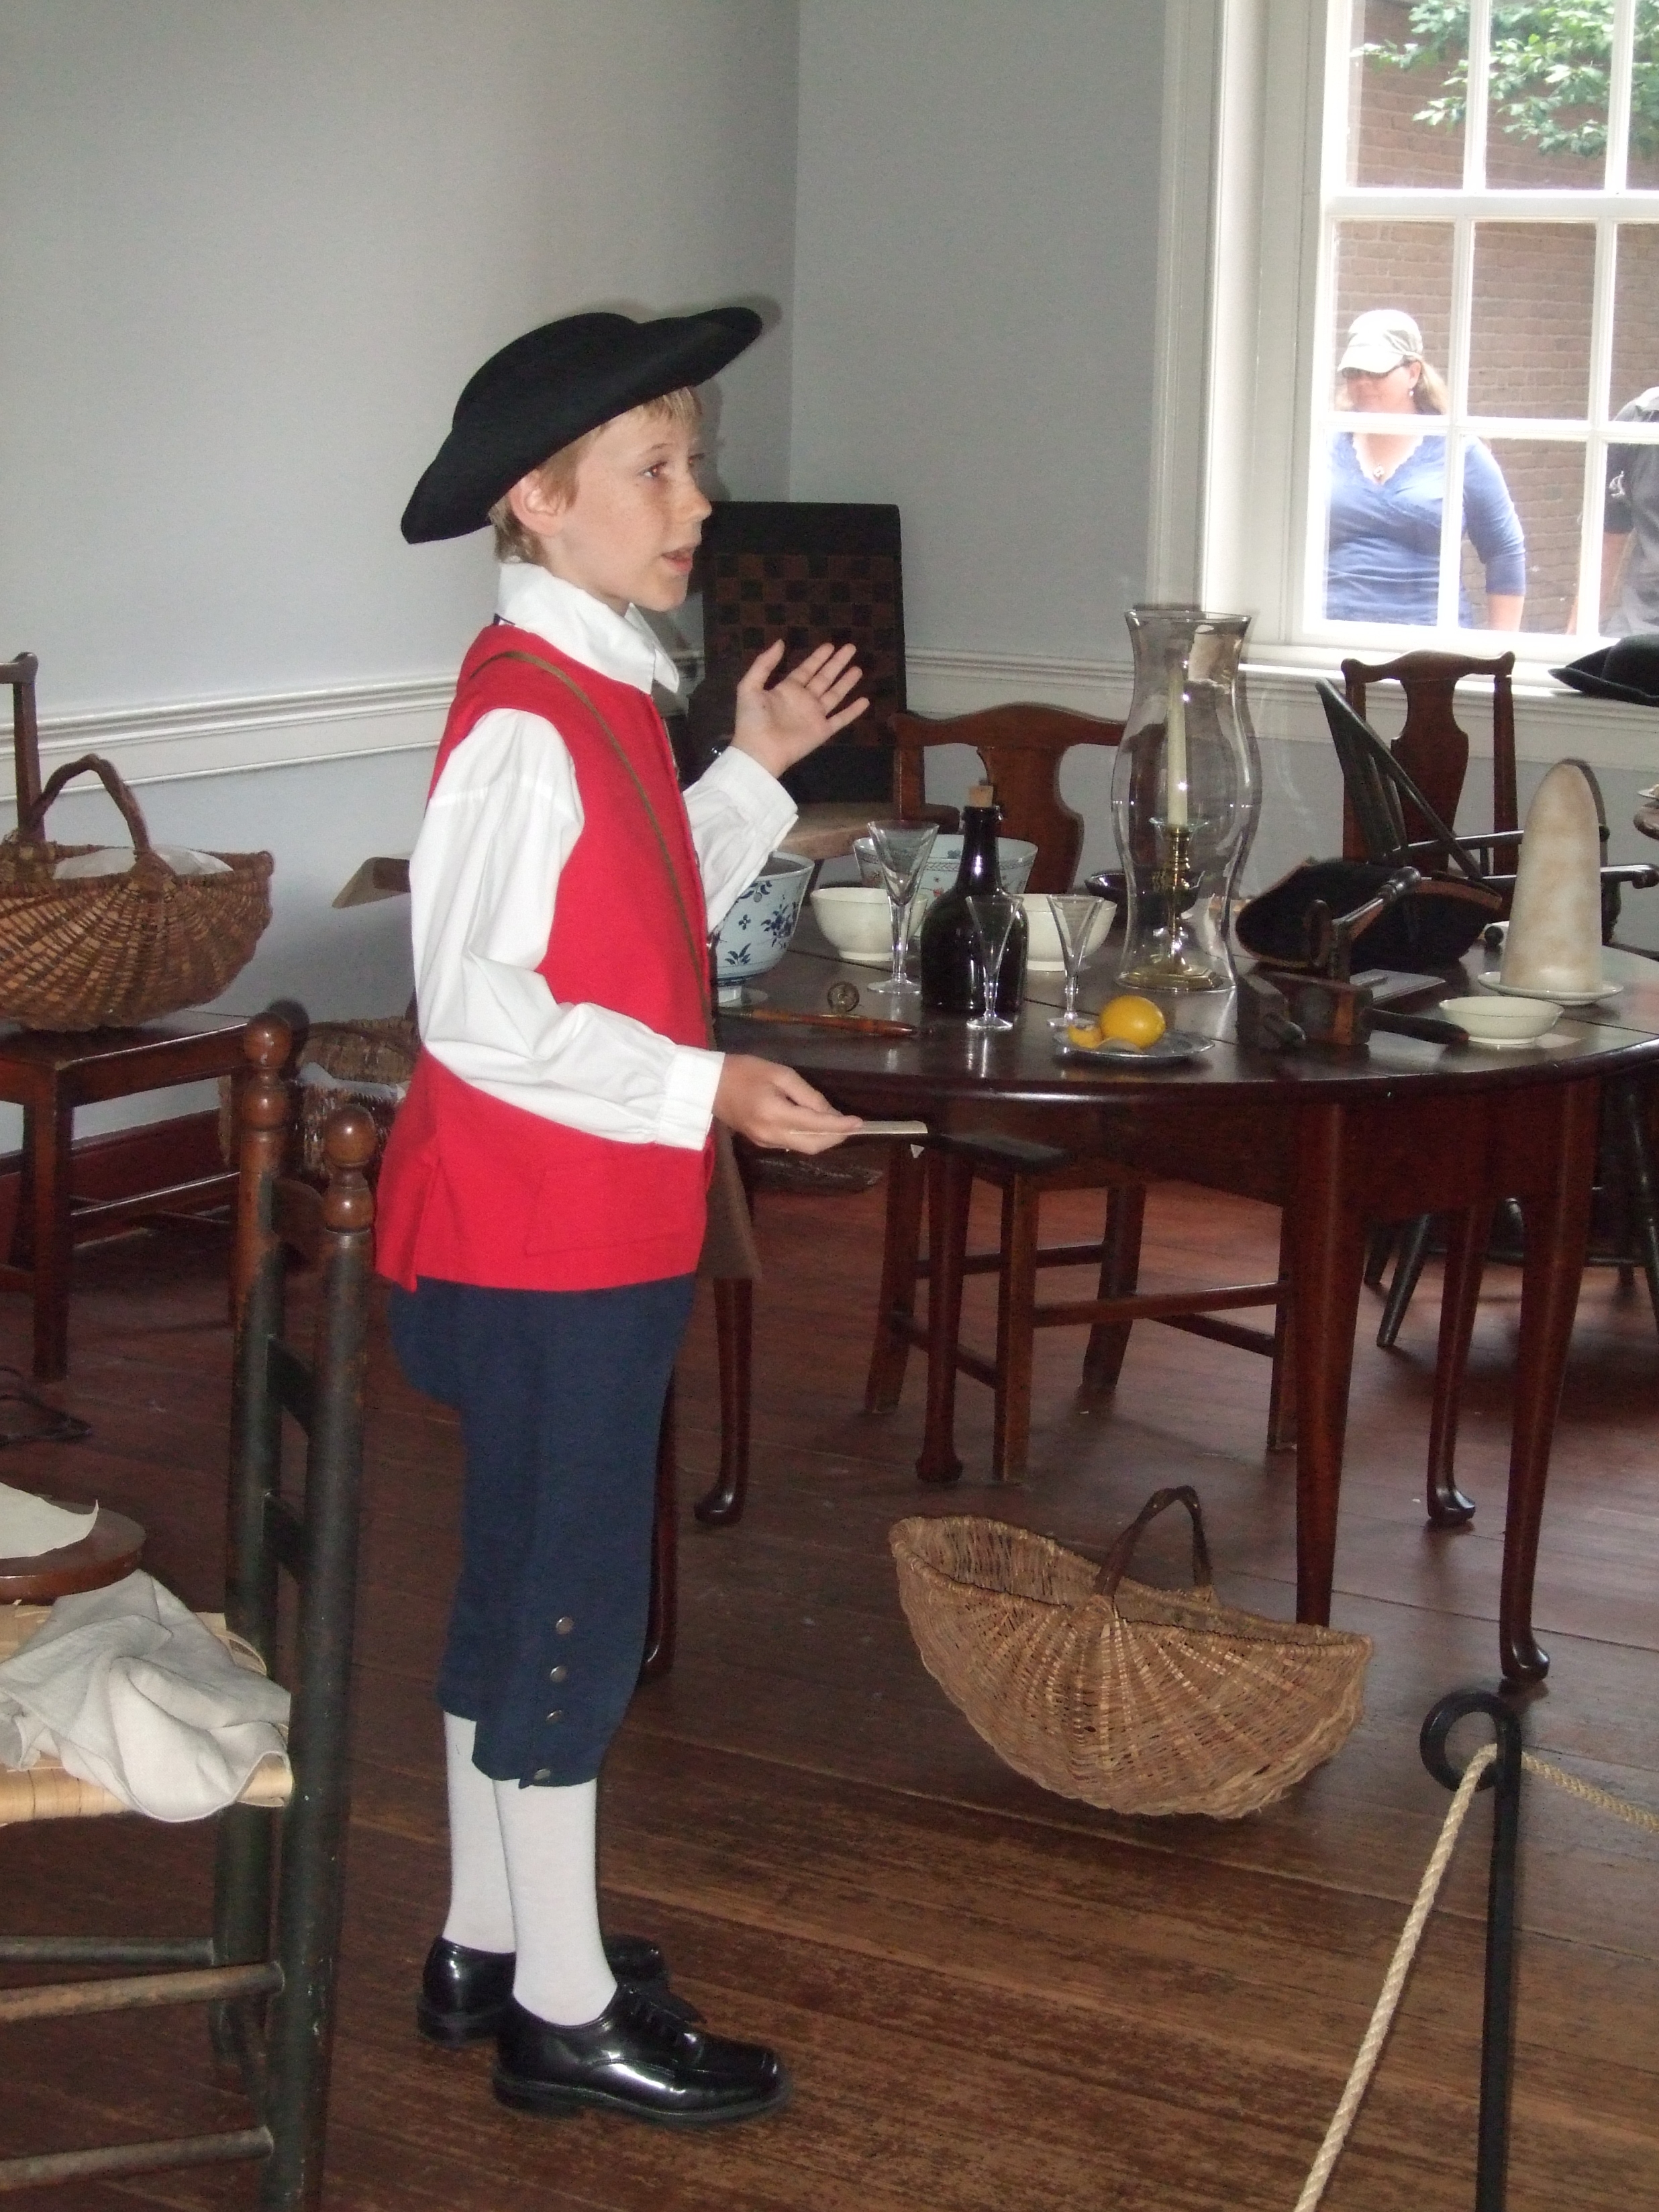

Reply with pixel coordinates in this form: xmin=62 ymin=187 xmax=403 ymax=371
xmin=1363 ymin=1 xmax=1659 ymax=160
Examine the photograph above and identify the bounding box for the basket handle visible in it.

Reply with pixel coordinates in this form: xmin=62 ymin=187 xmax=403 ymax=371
xmin=1092 ymin=1485 xmax=1214 ymax=1601
xmin=16 ymin=753 xmax=153 ymax=854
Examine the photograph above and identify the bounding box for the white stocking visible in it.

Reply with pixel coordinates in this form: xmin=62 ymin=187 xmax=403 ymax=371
xmin=494 ymin=1774 xmax=618 ymax=2026
xmin=439 ymin=1713 xmax=515 ymax=1954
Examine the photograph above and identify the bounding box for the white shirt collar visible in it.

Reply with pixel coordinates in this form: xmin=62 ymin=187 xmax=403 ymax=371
xmin=495 ymin=563 xmax=682 ymax=699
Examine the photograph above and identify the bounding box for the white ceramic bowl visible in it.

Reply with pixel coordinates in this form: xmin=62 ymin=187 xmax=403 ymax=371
xmin=1440 ymin=993 xmax=1562 ymax=1043
xmin=810 ymin=885 xmax=896 ymax=965
xmin=711 ymin=852 xmax=813 ymax=985
xmin=1021 ymin=893 xmax=1114 ymax=973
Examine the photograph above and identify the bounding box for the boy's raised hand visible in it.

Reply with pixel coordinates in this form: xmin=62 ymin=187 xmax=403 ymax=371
xmin=728 ymin=640 xmax=870 ymax=779
xmin=713 ymin=1054 xmax=863 ymax=1154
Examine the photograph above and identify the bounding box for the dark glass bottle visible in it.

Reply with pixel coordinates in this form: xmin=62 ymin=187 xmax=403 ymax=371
xmin=918 ymin=791 xmax=1027 ymax=1015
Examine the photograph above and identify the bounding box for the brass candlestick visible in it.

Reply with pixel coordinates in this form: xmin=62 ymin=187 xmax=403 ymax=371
xmin=1117 ymin=820 xmax=1230 ymax=992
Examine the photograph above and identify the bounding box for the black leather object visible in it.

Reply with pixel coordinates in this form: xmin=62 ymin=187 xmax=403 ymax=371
xmin=1236 ymin=859 xmax=1501 ymax=970
xmin=416 ymin=1933 xmax=692 ymax=2048
xmin=491 ymin=1988 xmax=790 ymax=2126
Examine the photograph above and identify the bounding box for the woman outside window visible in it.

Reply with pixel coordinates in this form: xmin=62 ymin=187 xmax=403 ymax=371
xmin=1325 ymin=309 xmax=1525 ymax=631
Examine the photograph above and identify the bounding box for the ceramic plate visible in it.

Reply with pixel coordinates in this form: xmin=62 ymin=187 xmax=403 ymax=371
xmin=1459 ymin=1029 xmax=1574 ymax=1051
xmin=1476 ymin=972 xmax=1621 ymax=1007
xmin=1056 ymin=1032 xmax=1214 ymax=1067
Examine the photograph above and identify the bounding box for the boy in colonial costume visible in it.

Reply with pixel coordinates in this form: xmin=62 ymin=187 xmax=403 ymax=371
xmin=379 ymin=307 xmax=864 ymax=2125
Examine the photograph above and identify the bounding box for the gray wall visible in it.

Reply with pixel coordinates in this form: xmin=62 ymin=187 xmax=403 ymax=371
xmin=789 ymin=0 xmax=1166 ymax=659
xmin=2 ymin=0 xmax=801 ymax=713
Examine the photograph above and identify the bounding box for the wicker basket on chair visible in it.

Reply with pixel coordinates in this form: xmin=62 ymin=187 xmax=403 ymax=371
xmin=890 ymin=1487 xmax=1372 ymax=1819
xmin=0 ymin=755 xmax=272 ymax=1029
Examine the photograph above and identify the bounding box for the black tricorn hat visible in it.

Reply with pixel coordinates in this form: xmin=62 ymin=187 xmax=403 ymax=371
xmin=1552 ymin=633 xmax=1659 ymax=707
xmin=401 ymin=305 xmax=762 ymax=544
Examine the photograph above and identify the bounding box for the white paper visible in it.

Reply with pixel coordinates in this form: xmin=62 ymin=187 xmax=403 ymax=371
xmin=0 ymin=1482 xmax=97 ymax=1560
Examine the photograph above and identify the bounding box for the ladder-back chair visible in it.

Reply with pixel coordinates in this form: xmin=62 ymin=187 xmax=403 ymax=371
xmin=0 ymin=1015 xmax=374 ymax=2209
xmin=864 ymin=704 xmax=1293 ymax=1484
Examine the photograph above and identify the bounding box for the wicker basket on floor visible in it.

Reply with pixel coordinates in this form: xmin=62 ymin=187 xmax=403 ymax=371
xmin=0 ymin=755 xmax=272 ymax=1029
xmin=890 ymin=1487 xmax=1372 ymax=1819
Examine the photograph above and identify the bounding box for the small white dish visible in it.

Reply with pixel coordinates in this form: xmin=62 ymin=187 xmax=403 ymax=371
xmin=810 ymin=885 xmax=897 ymax=965
xmin=1476 ymin=972 xmax=1621 ymax=1007
xmin=1440 ymin=993 xmax=1562 ymax=1044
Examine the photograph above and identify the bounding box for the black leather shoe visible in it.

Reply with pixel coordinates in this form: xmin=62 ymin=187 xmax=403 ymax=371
xmin=417 ymin=1935 xmax=695 ymax=2047
xmin=493 ymin=1989 xmax=789 ymax=2126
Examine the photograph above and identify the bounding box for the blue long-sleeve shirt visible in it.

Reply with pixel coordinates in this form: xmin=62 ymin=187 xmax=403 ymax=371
xmin=1325 ymin=433 xmax=1526 ymax=625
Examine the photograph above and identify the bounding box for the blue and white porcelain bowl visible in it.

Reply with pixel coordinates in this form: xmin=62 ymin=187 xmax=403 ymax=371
xmin=711 ymin=851 xmax=813 ymax=986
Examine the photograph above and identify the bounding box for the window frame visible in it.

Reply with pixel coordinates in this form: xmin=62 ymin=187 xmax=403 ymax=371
xmin=1167 ymin=0 xmax=1659 ymax=668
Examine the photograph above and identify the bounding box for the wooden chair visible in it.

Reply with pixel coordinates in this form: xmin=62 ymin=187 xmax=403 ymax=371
xmin=0 ymin=653 xmax=247 ymax=1378
xmin=687 ymin=501 xmax=905 ymax=805
xmin=1340 ymin=648 xmax=1518 ymax=866
xmin=864 ymin=704 xmax=1292 ymax=1483
xmin=0 ymin=1015 xmax=374 ymax=2209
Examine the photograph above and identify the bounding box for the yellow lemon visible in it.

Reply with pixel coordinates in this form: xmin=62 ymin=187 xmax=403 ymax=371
xmin=1097 ymin=995 xmax=1166 ymax=1050
xmin=1066 ymin=1019 xmax=1104 ymax=1048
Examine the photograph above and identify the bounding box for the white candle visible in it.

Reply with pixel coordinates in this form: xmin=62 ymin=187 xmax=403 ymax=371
xmin=1165 ymin=664 xmax=1189 ymax=828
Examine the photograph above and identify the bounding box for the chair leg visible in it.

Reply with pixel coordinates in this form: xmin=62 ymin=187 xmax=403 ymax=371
xmin=210 ymin=1805 xmax=275 ymax=2075
xmin=991 ymin=1178 xmax=1040 ymax=1483
xmin=694 ymin=1280 xmax=752 ymax=1527
xmin=1423 ymin=1205 xmax=1487 ymax=1527
xmin=1609 ymin=1078 xmax=1659 ymax=1334
xmin=864 ymin=1143 xmax=925 ymax=1412
xmin=640 ymin=1379 xmax=678 ymax=1681
xmin=1377 ymin=1212 xmax=1436 ymax=1348
xmin=1078 ymin=1184 xmax=1146 ymax=1405
xmin=1266 ymin=1211 xmax=1297 ymax=1452
xmin=1363 ymin=1220 xmax=1396 ymax=1291
xmin=20 ymin=1092 xmax=73 ymax=1380
xmin=917 ymin=1146 xmax=970 ymax=1485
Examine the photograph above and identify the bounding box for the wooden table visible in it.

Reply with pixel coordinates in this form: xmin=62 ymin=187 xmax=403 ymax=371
xmin=0 ymin=1013 xmax=248 ymax=1378
xmin=723 ymin=940 xmax=1659 ymax=1685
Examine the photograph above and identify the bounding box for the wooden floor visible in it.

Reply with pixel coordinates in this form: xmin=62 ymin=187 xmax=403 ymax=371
xmin=2 ymin=1166 xmax=1658 ymax=2210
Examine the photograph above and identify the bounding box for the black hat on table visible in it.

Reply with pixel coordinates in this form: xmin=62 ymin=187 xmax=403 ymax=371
xmin=1551 ymin=634 xmax=1659 ymax=708
xmin=401 ymin=305 xmax=763 ymax=544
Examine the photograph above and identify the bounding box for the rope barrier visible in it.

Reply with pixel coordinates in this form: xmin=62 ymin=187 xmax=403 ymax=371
xmin=1293 ymin=1746 xmax=1658 ymax=2211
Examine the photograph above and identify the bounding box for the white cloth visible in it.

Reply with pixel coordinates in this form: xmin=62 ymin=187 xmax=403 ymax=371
xmin=0 ymin=1482 xmax=96 ymax=1558
xmin=0 ymin=1572 xmax=289 ymax=1821
xmin=411 ymin=562 xmax=795 ymax=1150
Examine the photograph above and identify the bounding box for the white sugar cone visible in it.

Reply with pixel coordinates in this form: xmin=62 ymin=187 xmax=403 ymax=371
xmin=1501 ymin=761 xmax=1603 ymax=996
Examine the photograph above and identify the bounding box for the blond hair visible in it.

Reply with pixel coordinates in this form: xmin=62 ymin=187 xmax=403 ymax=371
xmin=490 ymin=387 xmax=703 ymax=564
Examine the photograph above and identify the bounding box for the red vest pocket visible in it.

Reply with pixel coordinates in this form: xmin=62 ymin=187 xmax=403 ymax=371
xmin=525 ymin=1145 xmax=705 ymax=1257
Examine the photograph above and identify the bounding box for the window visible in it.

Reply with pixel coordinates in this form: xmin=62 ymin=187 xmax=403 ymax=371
xmin=1307 ymin=0 xmax=1659 ymax=646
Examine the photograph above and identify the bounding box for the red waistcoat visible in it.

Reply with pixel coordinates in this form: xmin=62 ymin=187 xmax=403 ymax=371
xmin=376 ymin=624 xmax=712 ymax=1294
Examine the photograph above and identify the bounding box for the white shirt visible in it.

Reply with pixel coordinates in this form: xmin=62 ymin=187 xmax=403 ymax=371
xmin=410 ymin=563 xmax=795 ymax=1149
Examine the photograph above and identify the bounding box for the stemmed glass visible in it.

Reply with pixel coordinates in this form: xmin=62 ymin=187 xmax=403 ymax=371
xmin=865 ymin=820 xmax=938 ymax=997
xmin=965 ymin=892 xmax=1017 ymax=1033
xmin=1046 ymin=892 xmax=1105 ymax=1031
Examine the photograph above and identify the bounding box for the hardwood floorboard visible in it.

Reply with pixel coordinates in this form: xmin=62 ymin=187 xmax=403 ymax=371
xmin=1 ymin=1174 xmax=1656 ymax=2209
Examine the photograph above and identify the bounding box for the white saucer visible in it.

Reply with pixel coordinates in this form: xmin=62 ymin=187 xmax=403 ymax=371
xmin=1476 ymin=972 xmax=1621 ymax=1007
xmin=833 ymin=949 xmax=901 ymax=968
xmin=1462 ymin=1029 xmax=1574 ymax=1051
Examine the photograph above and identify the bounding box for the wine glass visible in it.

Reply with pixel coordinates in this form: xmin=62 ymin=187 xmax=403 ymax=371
xmin=864 ymin=820 xmax=938 ymax=997
xmin=965 ymin=891 xmax=1017 ymax=1032
xmin=1046 ymin=892 xmax=1106 ymax=1031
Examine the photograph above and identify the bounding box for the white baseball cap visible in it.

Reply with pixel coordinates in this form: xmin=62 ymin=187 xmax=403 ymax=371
xmin=1338 ymin=309 xmax=1424 ymax=375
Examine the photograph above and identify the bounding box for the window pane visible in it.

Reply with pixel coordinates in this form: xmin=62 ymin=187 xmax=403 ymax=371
xmin=1349 ymin=0 xmax=1466 ymax=185
xmin=1463 ymin=438 xmax=1580 ymax=631
xmin=1484 ymin=9 xmax=1610 ymax=188
xmin=1611 ymin=225 xmax=1659 ymax=416
xmin=1629 ymin=0 xmax=1659 ymax=185
xmin=1325 ymin=420 xmax=1450 ymax=623
xmin=1470 ymin=224 xmax=1595 ymax=419
xmin=1331 ymin=220 xmax=1454 ymax=375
